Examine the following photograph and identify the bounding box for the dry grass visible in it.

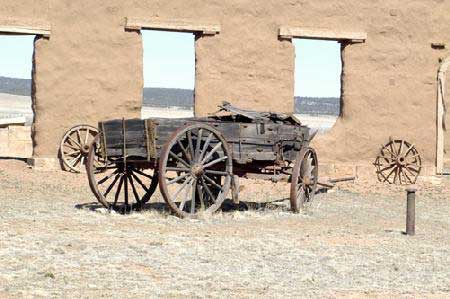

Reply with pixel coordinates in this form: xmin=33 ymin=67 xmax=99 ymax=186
xmin=0 ymin=159 xmax=450 ymax=298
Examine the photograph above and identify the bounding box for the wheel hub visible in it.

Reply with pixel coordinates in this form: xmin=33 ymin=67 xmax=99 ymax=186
xmin=397 ymin=156 xmax=406 ymax=166
xmin=191 ymin=164 xmax=204 ymax=178
xmin=80 ymin=144 xmax=90 ymax=155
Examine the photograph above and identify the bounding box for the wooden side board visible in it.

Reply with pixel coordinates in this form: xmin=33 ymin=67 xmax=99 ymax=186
xmin=279 ymin=26 xmax=366 ymax=43
xmin=0 ymin=19 xmax=51 ymax=36
xmin=125 ymin=17 xmax=220 ymax=35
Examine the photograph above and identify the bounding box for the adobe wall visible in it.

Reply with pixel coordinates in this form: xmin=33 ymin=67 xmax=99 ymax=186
xmin=1 ymin=0 xmax=450 ymax=170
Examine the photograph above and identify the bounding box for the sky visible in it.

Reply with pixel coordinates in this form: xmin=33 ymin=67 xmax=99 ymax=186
xmin=0 ymin=35 xmax=34 ymax=79
xmin=0 ymin=33 xmax=342 ymax=97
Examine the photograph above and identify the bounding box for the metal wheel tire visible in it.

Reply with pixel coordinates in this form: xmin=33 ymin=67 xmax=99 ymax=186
xmin=290 ymin=147 xmax=319 ymax=213
xmin=374 ymin=139 xmax=422 ymax=185
xmin=86 ymin=135 xmax=159 ymax=212
xmin=158 ymin=124 xmax=233 ymax=218
xmin=60 ymin=124 xmax=98 ymax=173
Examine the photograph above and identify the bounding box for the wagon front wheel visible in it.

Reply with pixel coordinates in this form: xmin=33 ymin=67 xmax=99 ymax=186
xmin=290 ymin=147 xmax=318 ymax=213
xmin=159 ymin=124 xmax=233 ymax=218
xmin=86 ymin=135 xmax=159 ymax=212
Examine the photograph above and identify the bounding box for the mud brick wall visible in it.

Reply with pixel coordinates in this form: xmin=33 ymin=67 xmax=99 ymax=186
xmin=1 ymin=1 xmax=450 ymax=169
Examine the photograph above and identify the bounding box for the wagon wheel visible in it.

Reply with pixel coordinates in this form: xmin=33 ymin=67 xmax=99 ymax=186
xmin=159 ymin=124 xmax=233 ymax=218
xmin=290 ymin=147 xmax=318 ymax=213
xmin=374 ymin=139 xmax=422 ymax=185
xmin=60 ymin=125 xmax=98 ymax=173
xmin=86 ymin=135 xmax=159 ymax=212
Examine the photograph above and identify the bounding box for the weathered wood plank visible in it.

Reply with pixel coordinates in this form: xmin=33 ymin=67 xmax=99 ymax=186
xmin=279 ymin=26 xmax=366 ymax=42
xmin=125 ymin=17 xmax=220 ymax=35
xmin=0 ymin=19 xmax=51 ymax=36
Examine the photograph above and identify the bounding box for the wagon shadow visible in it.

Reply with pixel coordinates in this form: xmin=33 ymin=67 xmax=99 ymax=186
xmin=74 ymin=202 xmax=170 ymax=214
xmin=74 ymin=198 xmax=284 ymax=216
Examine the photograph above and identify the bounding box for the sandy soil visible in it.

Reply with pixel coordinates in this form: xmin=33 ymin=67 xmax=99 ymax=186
xmin=0 ymin=159 xmax=450 ymax=298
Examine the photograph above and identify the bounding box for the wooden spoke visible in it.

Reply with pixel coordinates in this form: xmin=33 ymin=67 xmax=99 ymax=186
xmin=190 ymin=180 xmax=197 ymax=214
xmin=113 ymin=175 xmax=124 ymax=207
xmin=98 ymin=170 xmax=119 ymax=185
xmin=194 ymin=129 xmax=203 ymax=162
xmin=177 ymin=139 xmax=192 ymax=163
xmin=124 ymin=173 xmax=129 ymax=206
xmin=197 ymin=183 xmax=205 ymax=211
xmin=398 ymin=139 xmax=404 ymax=156
xmin=63 ymin=143 xmax=79 ymax=151
xmin=202 ymin=156 xmax=228 ymax=169
xmin=68 ymin=135 xmax=81 ymax=148
xmin=166 ymin=167 xmax=190 ymax=172
xmin=406 ymin=166 xmax=420 ymax=174
xmin=203 ymin=174 xmax=223 ymax=191
xmin=201 ymin=178 xmax=217 ymax=203
xmin=376 ymin=155 xmax=395 ymax=162
xmin=201 ymin=142 xmax=223 ymax=164
xmin=84 ymin=128 xmax=90 ymax=145
xmin=204 ymin=170 xmax=229 ymax=176
xmin=169 ymin=151 xmax=191 ymax=168
xmin=69 ymin=154 xmax=81 ymax=167
xmin=376 ymin=163 xmax=396 ymax=174
xmin=187 ymin=130 xmax=195 ymax=159
xmin=198 ymin=133 xmax=213 ymax=163
xmin=104 ymin=174 xmax=121 ymax=197
xmin=128 ymin=175 xmax=142 ymax=205
xmin=382 ymin=167 xmax=396 ymax=183
xmin=167 ymin=172 xmax=191 ymax=185
xmin=133 ymin=168 xmax=154 ymax=180
xmin=172 ymin=177 xmax=193 ymax=203
xmin=64 ymin=150 xmax=80 ymax=157
xmin=130 ymin=172 xmax=150 ymax=192
xmin=179 ymin=181 xmax=193 ymax=211
xmin=79 ymin=156 xmax=85 ymax=168
xmin=403 ymin=169 xmax=414 ymax=184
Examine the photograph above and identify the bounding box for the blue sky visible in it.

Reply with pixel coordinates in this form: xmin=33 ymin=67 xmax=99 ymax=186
xmin=0 ymin=35 xmax=34 ymax=79
xmin=0 ymin=33 xmax=342 ymax=97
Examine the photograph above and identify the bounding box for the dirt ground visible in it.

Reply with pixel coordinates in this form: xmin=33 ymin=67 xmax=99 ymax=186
xmin=1 ymin=159 xmax=450 ymax=298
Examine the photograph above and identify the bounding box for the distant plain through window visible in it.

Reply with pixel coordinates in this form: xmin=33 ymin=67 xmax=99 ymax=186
xmin=293 ymin=39 xmax=342 ymax=134
xmin=141 ymin=30 xmax=195 ymax=119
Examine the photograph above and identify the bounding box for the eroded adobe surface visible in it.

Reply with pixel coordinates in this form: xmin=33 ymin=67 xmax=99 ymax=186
xmin=1 ymin=0 xmax=450 ymax=168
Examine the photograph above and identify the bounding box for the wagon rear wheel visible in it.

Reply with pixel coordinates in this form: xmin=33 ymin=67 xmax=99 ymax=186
xmin=290 ymin=147 xmax=318 ymax=213
xmin=60 ymin=125 xmax=98 ymax=173
xmin=158 ymin=124 xmax=233 ymax=218
xmin=86 ymin=135 xmax=159 ymax=212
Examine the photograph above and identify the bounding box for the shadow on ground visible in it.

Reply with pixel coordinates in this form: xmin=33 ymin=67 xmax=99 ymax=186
xmin=74 ymin=198 xmax=292 ymax=216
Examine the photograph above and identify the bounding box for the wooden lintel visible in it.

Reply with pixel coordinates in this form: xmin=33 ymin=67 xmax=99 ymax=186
xmin=125 ymin=17 xmax=220 ymax=35
xmin=0 ymin=20 xmax=51 ymax=36
xmin=279 ymin=26 xmax=367 ymax=43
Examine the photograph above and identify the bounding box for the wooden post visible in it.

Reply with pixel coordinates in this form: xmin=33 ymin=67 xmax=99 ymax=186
xmin=437 ymin=58 xmax=450 ymax=175
xmin=406 ymin=187 xmax=416 ymax=236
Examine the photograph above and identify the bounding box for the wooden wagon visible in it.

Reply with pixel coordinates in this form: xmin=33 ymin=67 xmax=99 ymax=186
xmin=86 ymin=103 xmax=318 ymax=218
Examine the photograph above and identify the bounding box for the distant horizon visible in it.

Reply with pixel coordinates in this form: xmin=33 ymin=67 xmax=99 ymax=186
xmin=0 ymin=76 xmax=340 ymax=99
